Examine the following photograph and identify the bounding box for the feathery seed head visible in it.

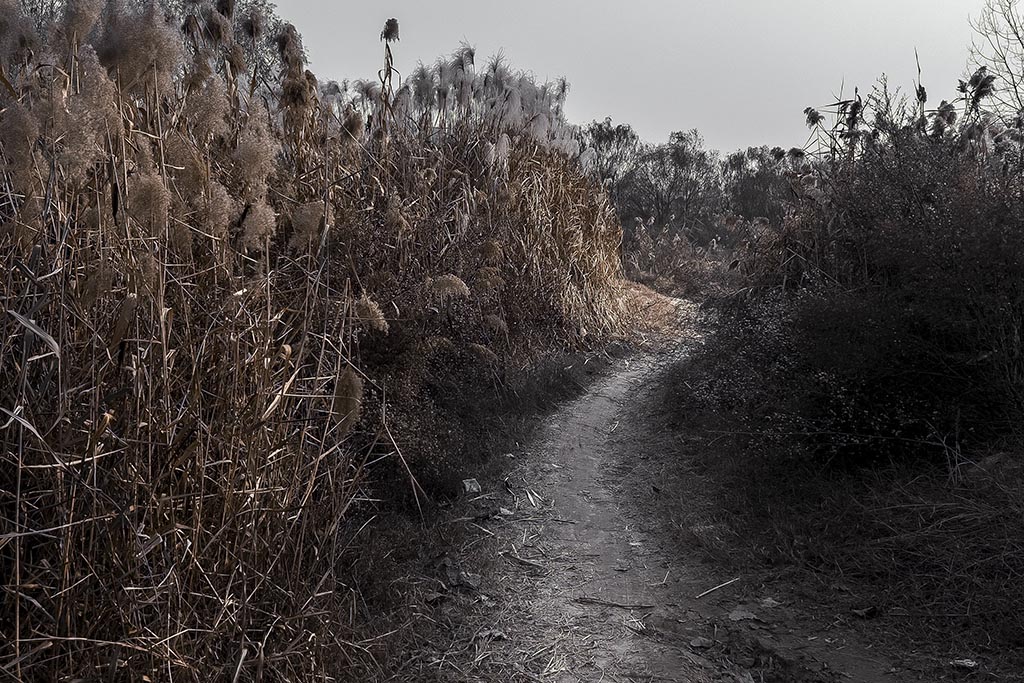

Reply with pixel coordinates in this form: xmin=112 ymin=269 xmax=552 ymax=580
xmin=528 ymin=113 xmax=551 ymax=141
xmin=468 ymin=343 xmax=499 ymax=365
xmin=475 ymin=266 xmax=505 ymax=293
xmin=354 ymin=78 xmax=381 ymax=107
xmin=225 ymin=41 xmax=246 ymax=73
xmin=482 ymin=141 xmax=496 ymax=167
xmin=424 ymin=335 xmax=457 ymax=356
xmin=233 ymin=117 xmax=279 ymax=200
xmin=381 ymin=18 xmax=399 ymax=43
xmin=203 ymin=5 xmax=231 ymax=45
xmin=96 ymin=1 xmax=184 ymax=95
xmin=342 ymin=106 xmax=365 ymax=142
xmin=281 ymin=74 xmax=312 ymax=109
xmin=428 ymin=274 xmax=471 ymax=302
xmin=184 ymin=47 xmax=214 ymax=91
xmin=215 ymin=0 xmax=234 ymax=18
xmin=455 ymin=42 xmax=475 ymax=70
xmin=0 ymin=102 xmax=40 ymax=181
xmin=191 ymin=76 xmax=229 ymax=139
xmin=411 ymin=63 xmax=435 ymax=111
xmin=240 ymin=200 xmax=277 ymax=251
xmin=481 ymin=239 xmax=503 ymax=264
xmin=182 ymin=13 xmax=201 ymax=43
xmin=483 ymin=313 xmax=508 ymax=335
xmin=275 ymin=23 xmax=304 ymax=72
xmin=804 ymin=107 xmax=824 ymax=129
xmin=164 ymin=135 xmax=205 ymax=195
xmin=203 ymin=181 xmax=236 ymax=240
xmin=129 ymin=173 xmax=171 ymax=234
xmin=332 ymin=366 xmax=364 ymax=436
xmin=355 ymin=294 xmax=389 ymax=334
xmin=288 ymin=201 xmax=323 ymax=251
xmin=494 ymin=133 xmax=511 ymax=167
xmin=240 ymin=10 xmax=263 ymax=40
xmin=0 ymin=1 xmax=38 ymax=66
xmin=61 ymin=0 xmax=103 ymax=44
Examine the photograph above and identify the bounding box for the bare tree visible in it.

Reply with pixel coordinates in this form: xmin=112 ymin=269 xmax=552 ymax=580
xmin=584 ymin=118 xmax=642 ymax=208
xmin=971 ymin=0 xmax=1024 ymax=114
xmin=621 ymin=130 xmax=722 ymax=237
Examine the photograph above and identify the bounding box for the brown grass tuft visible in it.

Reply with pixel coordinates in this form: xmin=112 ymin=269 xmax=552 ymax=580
xmin=0 ymin=4 xmax=627 ymax=678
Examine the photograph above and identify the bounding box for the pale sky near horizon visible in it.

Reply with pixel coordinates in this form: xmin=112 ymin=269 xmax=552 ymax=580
xmin=280 ymin=0 xmax=983 ymax=153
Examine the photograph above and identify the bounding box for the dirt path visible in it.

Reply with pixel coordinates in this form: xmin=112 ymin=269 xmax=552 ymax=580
xmin=501 ymin=348 xmax=713 ymax=682
xmin=439 ymin=332 xmax=901 ymax=682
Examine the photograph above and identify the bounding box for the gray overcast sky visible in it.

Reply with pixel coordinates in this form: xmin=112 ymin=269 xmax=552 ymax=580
xmin=280 ymin=0 xmax=982 ymax=153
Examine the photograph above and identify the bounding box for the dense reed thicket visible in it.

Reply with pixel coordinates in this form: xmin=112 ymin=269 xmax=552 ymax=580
xmin=0 ymin=1 xmax=626 ymax=679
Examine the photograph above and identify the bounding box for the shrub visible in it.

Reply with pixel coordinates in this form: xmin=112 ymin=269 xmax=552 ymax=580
xmin=725 ymin=82 xmax=1024 ymax=467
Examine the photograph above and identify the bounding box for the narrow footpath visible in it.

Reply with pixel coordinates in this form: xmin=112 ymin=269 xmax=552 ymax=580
xmin=424 ymin=327 xmax=898 ymax=682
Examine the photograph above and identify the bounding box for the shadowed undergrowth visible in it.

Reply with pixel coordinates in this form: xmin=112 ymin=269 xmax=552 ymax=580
xmin=658 ymin=307 xmax=1024 ymax=673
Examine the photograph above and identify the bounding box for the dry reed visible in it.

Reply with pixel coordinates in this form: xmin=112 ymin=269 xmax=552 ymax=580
xmin=0 ymin=2 xmax=626 ymax=680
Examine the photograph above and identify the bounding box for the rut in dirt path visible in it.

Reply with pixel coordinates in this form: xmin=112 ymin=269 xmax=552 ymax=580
xmin=473 ymin=339 xmax=898 ymax=683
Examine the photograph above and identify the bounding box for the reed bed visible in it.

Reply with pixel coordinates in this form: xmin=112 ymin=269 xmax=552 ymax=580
xmin=0 ymin=2 xmax=626 ymax=679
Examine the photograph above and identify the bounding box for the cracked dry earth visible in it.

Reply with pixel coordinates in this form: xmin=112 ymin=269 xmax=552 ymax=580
xmin=434 ymin=336 xmax=900 ymax=682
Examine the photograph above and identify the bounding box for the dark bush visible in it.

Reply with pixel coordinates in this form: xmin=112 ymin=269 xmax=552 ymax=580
xmin=724 ymin=98 xmax=1024 ymax=466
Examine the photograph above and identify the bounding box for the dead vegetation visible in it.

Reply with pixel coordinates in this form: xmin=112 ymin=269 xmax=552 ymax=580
xmin=0 ymin=2 xmax=628 ymax=679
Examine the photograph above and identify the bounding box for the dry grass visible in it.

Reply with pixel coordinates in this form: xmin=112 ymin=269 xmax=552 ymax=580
xmin=720 ymin=456 xmax=1024 ymax=669
xmin=0 ymin=3 xmax=627 ymax=679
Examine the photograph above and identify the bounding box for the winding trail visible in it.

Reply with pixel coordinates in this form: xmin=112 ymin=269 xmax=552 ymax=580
xmin=435 ymin=321 xmax=899 ymax=681
xmin=504 ymin=347 xmax=714 ymax=681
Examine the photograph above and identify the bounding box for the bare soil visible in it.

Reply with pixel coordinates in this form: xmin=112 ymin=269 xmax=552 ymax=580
xmin=414 ymin=302 xmax=901 ymax=682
